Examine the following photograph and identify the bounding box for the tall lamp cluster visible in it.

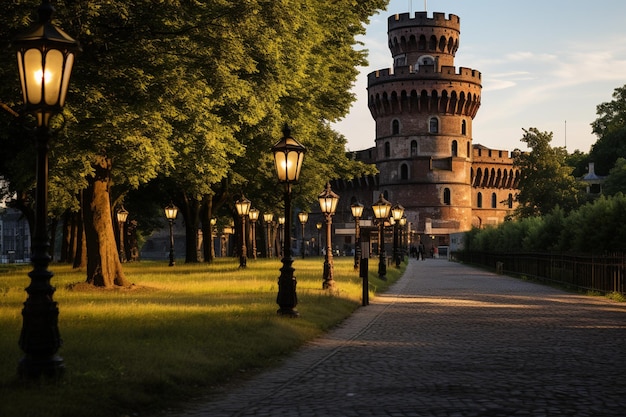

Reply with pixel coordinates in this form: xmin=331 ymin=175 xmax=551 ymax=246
xmin=9 ymin=1 xmax=415 ymax=384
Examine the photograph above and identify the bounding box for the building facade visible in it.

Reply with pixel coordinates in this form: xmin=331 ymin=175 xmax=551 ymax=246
xmin=0 ymin=207 xmax=31 ymax=263
xmin=332 ymin=11 xmax=519 ymax=250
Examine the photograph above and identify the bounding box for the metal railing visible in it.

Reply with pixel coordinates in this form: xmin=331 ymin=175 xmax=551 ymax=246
xmin=452 ymin=251 xmax=626 ymax=295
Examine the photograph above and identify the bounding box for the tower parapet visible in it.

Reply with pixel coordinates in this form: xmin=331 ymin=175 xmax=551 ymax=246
xmin=367 ymin=65 xmax=481 ymax=119
xmin=388 ymin=12 xmax=461 ymax=68
xmin=368 ymin=65 xmax=481 ymax=87
xmin=388 ymin=12 xmax=460 ymax=31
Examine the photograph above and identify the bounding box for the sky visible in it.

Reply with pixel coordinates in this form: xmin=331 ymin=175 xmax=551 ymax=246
xmin=333 ymin=0 xmax=626 ymax=154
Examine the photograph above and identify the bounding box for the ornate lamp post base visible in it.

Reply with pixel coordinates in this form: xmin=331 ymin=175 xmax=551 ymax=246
xmin=19 ymin=354 xmax=64 ymax=379
xmin=378 ymin=251 xmax=387 ymax=280
xmin=18 ymin=272 xmax=65 ymax=379
xmin=276 ymin=258 xmax=300 ymax=317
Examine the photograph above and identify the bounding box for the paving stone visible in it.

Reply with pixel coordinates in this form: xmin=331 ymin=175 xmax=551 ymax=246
xmin=152 ymin=259 xmax=626 ymax=417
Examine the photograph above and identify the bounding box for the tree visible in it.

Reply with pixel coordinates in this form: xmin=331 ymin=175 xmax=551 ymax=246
xmin=165 ymin=0 xmax=385 ymax=262
xmin=0 ymin=1 xmax=386 ymax=283
xmin=513 ymin=128 xmax=585 ymax=218
xmin=603 ymin=158 xmax=626 ymax=196
xmin=590 ymin=84 xmax=626 ymax=175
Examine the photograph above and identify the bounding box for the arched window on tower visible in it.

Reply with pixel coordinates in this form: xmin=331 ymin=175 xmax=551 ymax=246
xmin=411 ymin=140 xmax=417 ymax=156
xmin=508 ymin=193 xmax=513 ymax=209
xmin=451 ymin=140 xmax=458 ymax=157
xmin=491 ymin=193 xmax=497 ymax=208
xmin=462 ymin=120 xmax=467 ymax=135
xmin=400 ymin=163 xmax=409 ymax=180
xmin=384 ymin=141 xmax=390 ymax=158
xmin=429 ymin=35 xmax=437 ymax=50
xmin=477 ymin=192 xmax=483 ymax=208
xmin=418 ymin=35 xmax=427 ymax=50
xmin=429 ymin=117 xmax=439 ymax=133
xmin=444 ymin=188 xmax=451 ymax=205
xmin=392 ymin=119 xmax=400 ymax=135
xmin=467 ymin=142 xmax=470 ymax=158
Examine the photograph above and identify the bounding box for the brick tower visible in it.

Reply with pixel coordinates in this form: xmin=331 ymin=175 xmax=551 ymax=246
xmin=367 ymin=12 xmax=482 ymax=237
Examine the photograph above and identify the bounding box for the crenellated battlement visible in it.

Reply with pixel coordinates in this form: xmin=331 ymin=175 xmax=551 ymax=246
xmin=472 ymin=145 xmax=516 ymax=162
xmin=388 ymin=12 xmax=460 ymax=32
xmin=368 ymin=65 xmax=482 ymax=87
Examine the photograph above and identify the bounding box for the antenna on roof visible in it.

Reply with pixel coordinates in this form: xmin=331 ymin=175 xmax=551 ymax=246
xmin=564 ymin=120 xmax=567 ymax=149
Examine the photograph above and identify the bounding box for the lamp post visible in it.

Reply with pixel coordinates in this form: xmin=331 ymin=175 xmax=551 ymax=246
xmin=318 ymin=183 xmax=339 ymax=289
xmin=400 ymin=215 xmax=408 ymax=260
xmin=15 ymin=0 xmax=80 ymax=378
xmin=263 ymin=213 xmax=273 ymax=258
xmin=391 ymin=203 xmax=405 ymax=267
xmin=116 ymin=207 xmax=129 ymax=263
xmin=235 ymin=195 xmax=251 ymax=268
xmin=164 ymin=203 xmax=178 ymax=266
xmin=372 ymin=193 xmax=392 ymax=280
xmin=316 ymin=222 xmax=322 ymax=256
xmin=298 ymin=212 xmax=308 ymax=259
xmin=350 ymin=202 xmax=364 ymax=271
xmin=248 ymin=208 xmax=259 ymax=260
xmin=399 ymin=215 xmax=407 ymax=263
xmin=277 ymin=216 xmax=285 ymax=258
xmin=209 ymin=217 xmax=217 ymax=261
xmin=272 ymin=124 xmax=306 ymax=316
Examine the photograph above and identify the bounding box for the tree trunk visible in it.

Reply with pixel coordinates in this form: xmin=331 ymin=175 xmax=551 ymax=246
xmin=72 ymin=206 xmax=87 ymax=270
xmin=60 ymin=210 xmax=71 ymax=263
xmin=48 ymin=219 xmax=57 ymax=262
xmin=83 ymin=156 xmax=130 ymax=287
xmin=200 ymin=196 xmax=214 ymax=263
xmin=127 ymin=220 xmax=139 ymax=262
xmin=181 ymin=195 xmax=201 ymax=263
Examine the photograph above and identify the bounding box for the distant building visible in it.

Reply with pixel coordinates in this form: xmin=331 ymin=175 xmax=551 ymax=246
xmin=0 ymin=207 xmax=31 ymax=263
xmin=581 ymin=162 xmax=605 ymax=196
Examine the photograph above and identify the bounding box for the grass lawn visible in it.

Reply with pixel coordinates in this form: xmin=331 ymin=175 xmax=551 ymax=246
xmin=0 ymin=256 xmax=405 ymax=417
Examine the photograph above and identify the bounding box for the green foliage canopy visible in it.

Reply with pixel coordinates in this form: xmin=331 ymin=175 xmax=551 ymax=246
xmin=514 ymin=128 xmax=585 ymax=218
xmin=589 ymin=84 xmax=626 ymax=175
xmin=0 ymin=1 xmax=386 ymax=262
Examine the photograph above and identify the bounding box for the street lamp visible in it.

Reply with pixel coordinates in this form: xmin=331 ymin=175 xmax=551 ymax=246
xmin=277 ymin=216 xmax=285 ymax=258
xmin=164 ymin=203 xmax=178 ymax=266
xmin=298 ymin=212 xmax=308 ymax=259
xmin=372 ymin=193 xmax=392 ymax=280
xmin=391 ymin=203 xmax=405 ymax=267
xmin=116 ymin=207 xmax=129 ymax=263
xmin=316 ymin=222 xmax=323 ymax=256
xmin=399 ymin=215 xmax=407 ymax=262
xmin=248 ymin=208 xmax=259 ymax=260
xmin=272 ymin=124 xmax=306 ymax=317
xmin=235 ymin=195 xmax=251 ymax=268
xmin=318 ymin=183 xmax=339 ymax=289
xmin=263 ymin=213 xmax=273 ymax=258
xmin=208 ymin=217 xmax=217 ymax=261
xmin=350 ymin=202 xmax=364 ymax=271
xmin=15 ymin=0 xmax=80 ymax=378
